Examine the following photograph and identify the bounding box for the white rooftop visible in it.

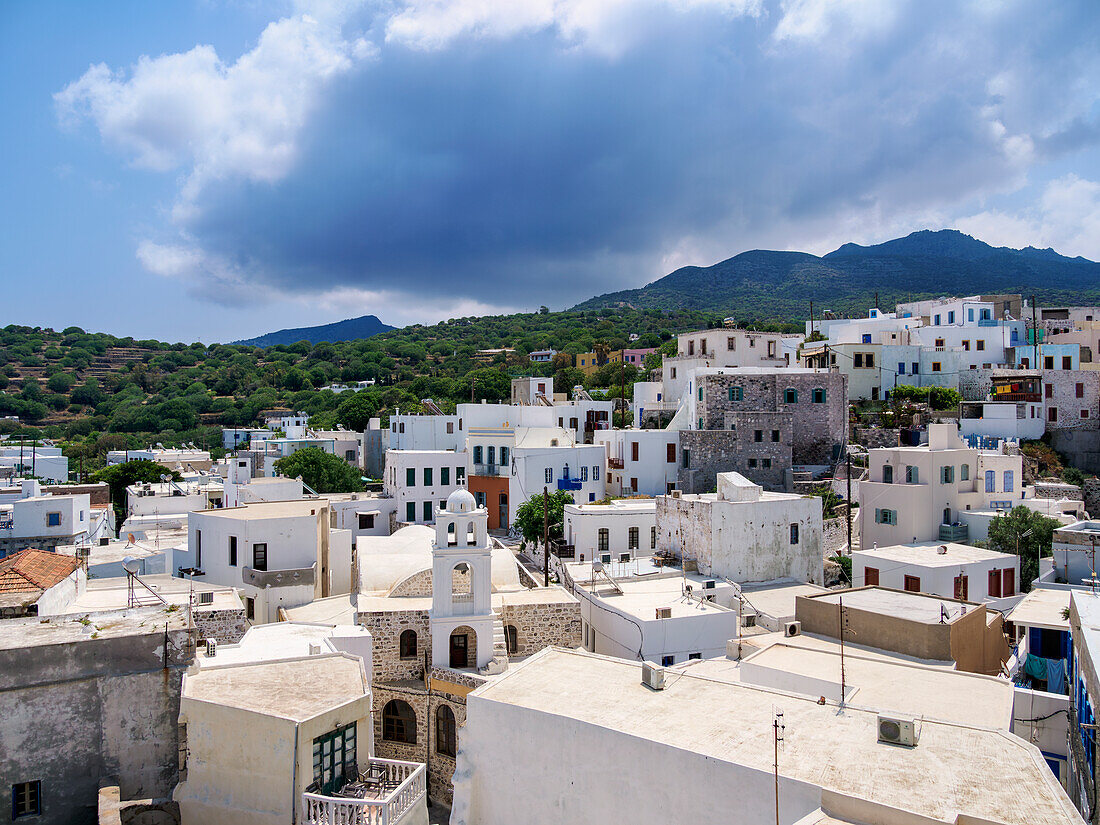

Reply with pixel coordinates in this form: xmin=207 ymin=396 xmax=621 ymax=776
xmin=854 ymin=541 xmax=1016 ymax=568
xmin=471 ymin=647 xmax=1078 ymax=825
xmin=1007 ymin=587 xmax=1070 ymax=631
xmin=60 ymin=574 xmax=241 ymax=613
xmin=807 ymin=588 xmax=975 ymax=625
xmin=195 ymin=621 xmax=370 ymax=668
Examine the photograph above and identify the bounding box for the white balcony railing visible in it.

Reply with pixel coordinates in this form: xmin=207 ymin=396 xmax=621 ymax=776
xmin=302 ymin=758 xmax=425 ymax=825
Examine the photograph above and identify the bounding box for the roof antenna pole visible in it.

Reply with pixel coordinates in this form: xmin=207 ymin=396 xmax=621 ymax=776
xmin=773 ymin=709 xmax=784 ymax=825
xmin=839 ymin=595 xmax=846 ymax=707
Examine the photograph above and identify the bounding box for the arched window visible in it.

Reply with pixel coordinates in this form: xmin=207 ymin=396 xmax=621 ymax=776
xmin=382 ymin=700 xmax=417 ymax=744
xmin=436 ymin=705 xmax=457 ymax=757
xmin=399 ymin=629 xmax=417 ymax=660
xmin=505 ymin=624 xmax=518 ymax=655
xmin=446 ymin=522 xmax=457 ymax=547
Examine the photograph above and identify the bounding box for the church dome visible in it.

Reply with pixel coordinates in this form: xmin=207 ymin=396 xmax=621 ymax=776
xmin=446 ymin=488 xmax=477 ymax=514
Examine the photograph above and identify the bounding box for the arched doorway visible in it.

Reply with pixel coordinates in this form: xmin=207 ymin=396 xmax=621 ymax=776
xmin=449 ymin=625 xmax=477 ymax=668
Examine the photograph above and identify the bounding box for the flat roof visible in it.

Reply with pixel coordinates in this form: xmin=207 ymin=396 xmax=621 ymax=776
xmin=183 ymin=654 xmax=367 ymax=721
xmin=705 ymin=641 xmax=1013 ymax=728
xmin=1007 ymin=588 xmax=1071 ymax=631
xmin=61 ymin=574 xmax=241 ymax=613
xmin=197 ymin=499 xmax=322 ymax=520
xmin=807 ymin=588 xmax=974 ymax=624
xmin=854 ymin=541 xmax=1015 ymax=568
xmin=565 ymin=500 xmax=656 ymax=515
xmin=472 ymin=648 xmax=1077 ymax=825
xmin=0 ymin=606 xmax=189 ymax=650
xmin=580 ymin=575 xmax=731 ymax=619
xmin=739 ymin=581 xmax=829 ymax=620
xmin=197 ymin=622 xmax=370 ymax=667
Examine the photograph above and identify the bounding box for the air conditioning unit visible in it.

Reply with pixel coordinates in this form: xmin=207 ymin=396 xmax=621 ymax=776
xmin=784 ymin=621 xmax=801 ymax=637
xmin=671 ymin=490 xmax=682 ymax=499
xmin=703 ymin=580 xmax=716 ymax=590
xmin=204 ymin=639 xmax=217 ymax=658
xmin=877 ymin=714 xmax=919 ymax=747
xmin=655 ymin=607 xmax=672 ymax=619
xmin=198 ymin=592 xmax=214 ymax=606
xmin=600 ymin=553 xmax=612 ymax=565
xmin=641 ymin=661 xmax=666 ymax=690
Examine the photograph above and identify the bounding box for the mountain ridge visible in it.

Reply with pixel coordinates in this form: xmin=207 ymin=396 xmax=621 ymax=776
xmin=571 ymin=230 xmax=1100 ymax=320
xmin=233 ymin=314 xmax=395 ymax=347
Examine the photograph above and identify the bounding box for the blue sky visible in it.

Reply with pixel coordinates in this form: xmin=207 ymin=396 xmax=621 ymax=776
xmin=2 ymin=0 xmax=1099 ymax=343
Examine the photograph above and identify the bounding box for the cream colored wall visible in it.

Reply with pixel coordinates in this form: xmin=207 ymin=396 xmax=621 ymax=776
xmin=295 ymin=698 xmax=375 ymax=798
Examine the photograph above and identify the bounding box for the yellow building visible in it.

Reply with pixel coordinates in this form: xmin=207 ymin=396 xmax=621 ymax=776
xmin=576 ymin=352 xmax=599 ymax=376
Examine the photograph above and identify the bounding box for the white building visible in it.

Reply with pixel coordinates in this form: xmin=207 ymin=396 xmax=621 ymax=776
xmin=187 ymin=499 xmax=353 ymax=623
xmin=658 ymin=472 xmax=824 ymax=585
xmin=264 ymin=411 xmax=310 ymax=435
xmin=449 ymin=645 xmax=1079 ymax=825
xmin=562 ymin=499 xmax=657 ymax=561
xmin=383 ymin=449 xmax=466 ymax=526
xmin=562 ymin=555 xmax=742 ymax=664
xmin=859 ymin=423 xmax=1026 ymax=550
xmin=0 ymin=444 xmax=69 ymax=483
xmin=960 ymin=401 xmax=1045 ymax=444
xmin=593 ymin=430 xmax=679 ymax=496
xmin=851 ymin=541 xmax=1020 ymax=608
xmin=221 ymin=427 xmax=270 ymax=450
xmin=106 ymin=447 xmax=213 ymax=472
xmin=0 ymin=490 xmax=112 ymax=559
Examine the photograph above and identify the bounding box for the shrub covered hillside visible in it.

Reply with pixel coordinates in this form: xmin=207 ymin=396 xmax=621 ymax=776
xmin=0 ymin=309 xmax=799 ymax=476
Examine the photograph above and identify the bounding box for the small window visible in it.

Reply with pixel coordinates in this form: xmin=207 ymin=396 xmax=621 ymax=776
xmin=423 ymin=501 xmax=433 ymax=521
xmin=784 ymin=388 xmax=798 ymax=404
xmin=456 ymin=466 xmax=465 ymax=482
xmin=1077 ymin=383 xmax=1085 ymax=398
xmin=252 ymin=543 xmax=267 ymax=571
xmin=1063 ymin=356 xmax=1073 ymax=370
xmin=976 ymin=340 xmax=985 ymax=351
xmin=441 ymin=467 xmax=450 ymax=486
xmin=651 ymin=526 xmax=657 ymax=549
xmin=580 ymin=466 xmax=588 ymax=482
xmin=748 ymin=458 xmax=758 ymax=468
xmin=544 ymin=468 xmax=553 ymax=484
xmin=245 ymin=597 xmax=255 ymax=620
xmin=698 ymin=387 xmax=704 ymax=401
xmin=505 ymin=625 xmax=518 ymax=655
xmin=961 ymin=464 xmax=969 ymax=481
xmin=473 ymin=446 xmax=483 ymax=465
xmin=728 ymin=386 xmax=743 ymax=402
xmin=358 ymin=513 xmax=375 ymax=530
xmin=864 ymin=567 xmax=879 ymax=586
xmin=406 ymin=467 xmax=416 ymax=487
xmin=1004 ymin=470 xmax=1014 ymax=493
xmin=12 ymin=781 xmax=41 ymax=818
xmin=400 ymin=629 xmax=418 ymax=659
xmin=598 ymin=529 xmax=609 ymax=552
xmin=666 ymin=443 xmax=676 ymax=463
xmin=1049 ymin=407 xmax=1058 ymax=422
xmin=1045 ymin=356 xmax=1055 ymax=370
xmin=424 ymin=467 xmax=433 ymax=486
xmin=812 ymin=388 xmax=826 ymax=403
xmin=662 ymin=655 xmax=675 ymax=667
xmin=229 ymin=535 xmax=237 ymax=567
xmin=932 ymin=362 xmax=942 ymax=372
xmin=985 ymin=470 xmax=995 ymax=493
xmin=688 ymin=652 xmax=702 ymax=660
xmin=771 ymin=430 xmax=780 ymax=442
xmin=905 ymin=465 xmax=917 ymax=484
xmin=754 ymin=430 xmax=763 ymax=442
xmin=1045 ymin=383 xmax=1053 ymax=399
xmin=500 ymin=447 xmax=509 ymax=466
xmin=789 ymin=523 xmax=799 ymax=545
xmin=727 ymin=337 xmax=736 ymax=351
xmin=904 ymin=575 xmax=921 ymax=593
xmin=763 ymin=458 xmax=772 ymax=468
xmin=447 ymin=422 xmax=454 ymax=434
xmin=406 ymin=502 xmax=416 ymax=522
xmin=988 ymin=569 xmax=1002 ymax=598
xmin=629 ymin=527 xmax=639 ymax=549
xmin=593 ymin=465 xmax=600 ymax=481
xmin=46 ymin=512 xmax=61 ymax=527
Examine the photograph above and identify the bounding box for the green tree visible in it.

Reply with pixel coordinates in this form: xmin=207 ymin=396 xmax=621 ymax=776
xmin=47 ymin=372 xmax=74 ymax=394
xmin=987 ymin=506 xmax=1061 ymax=591
xmin=928 ymin=386 xmax=963 ymax=411
xmin=335 ymin=392 xmax=378 ymax=431
xmin=93 ymin=459 xmax=181 ymax=528
xmin=514 ymin=490 xmax=574 ymax=546
xmin=274 ymin=447 xmax=364 ymax=493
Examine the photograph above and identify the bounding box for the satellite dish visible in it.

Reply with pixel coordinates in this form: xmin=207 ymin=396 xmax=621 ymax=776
xmin=126 ymin=533 xmax=135 ymax=545
xmin=122 ymin=556 xmax=140 ymax=575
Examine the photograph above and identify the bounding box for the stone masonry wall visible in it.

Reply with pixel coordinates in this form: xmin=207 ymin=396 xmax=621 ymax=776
xmin=1046 ymin=371 xmax=1100 ymax=433
xmin=822 ymin=515 xmax=853 ymax=555
xmin=371 ymin=683 xmax=429 ymax=769
xmin=498 ymin=599 xmax=581 ymax=657
xmin=192 ymin=608 xmax=249 ymax=644
xmin=1085 ymin=479 xmax=1100 ymax=520
xmin=678 ymin=430 xmax=786 ymax=493
xmin=357 ymin=608 xmax=432 ymax=682
xmin=698 ymin=371 xmax=848 ymax=465
xmin=851 ymin=427 xmax=900 ymax=449
xmin=388 ymin=568 xmax=471 ymax=598
xmin=1033 ymin=482 xmax=1083 ymax=501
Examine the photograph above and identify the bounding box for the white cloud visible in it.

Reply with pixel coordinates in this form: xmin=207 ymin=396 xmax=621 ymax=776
xmin=385 ymin=0 xmax=761 ymax=54
xmin=956 ymin=174 xmax=1100 ymax=259
xmin=309 ymin=286 xmax=524 ymax=326
xmin=772 ymin=0 xmax=896 ymax=43
xmin=56 ymin=5 xmax=374 ymax=200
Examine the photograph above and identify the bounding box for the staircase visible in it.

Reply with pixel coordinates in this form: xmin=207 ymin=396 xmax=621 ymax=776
xmin=480 ymin=611 xmax=510 ymax=676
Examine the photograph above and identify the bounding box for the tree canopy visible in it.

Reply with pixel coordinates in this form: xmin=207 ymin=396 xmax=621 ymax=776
xmin=986 ymin=506 xmax=1061 ymax=591
xmin=93 ymin=459 xmax=181 ymax=526
xmin=514 ymin=489 xmax=574 ymax=546
xmin=273 ymin=447 xmax=364 ymax=493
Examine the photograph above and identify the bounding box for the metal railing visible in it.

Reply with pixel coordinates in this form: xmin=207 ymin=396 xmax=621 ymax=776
xmin=302 ymin=759 xmax=425 ymax=825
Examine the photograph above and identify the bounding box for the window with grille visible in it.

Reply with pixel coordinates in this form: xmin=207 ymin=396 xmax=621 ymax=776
xmin=629 ymin=527 xmax=639 ymax=549
xmin=252 ymin=543 xmax=267 ymax=571
xmin=598 ymin=529 xmax=609 ymax=552
xmin=12 ymin=781 xmax=40 ymax=819
xmin=400 ymin=630 xmax=417 ymax=659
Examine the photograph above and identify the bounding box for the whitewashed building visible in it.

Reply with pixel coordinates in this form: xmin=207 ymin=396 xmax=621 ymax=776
xmin=562 ymin=499 xmax=657 ymax=562
xmin=383 ymin=449 xmax=467 ymax=526
xmin=594 ymin=429 xmax=679 ymax=496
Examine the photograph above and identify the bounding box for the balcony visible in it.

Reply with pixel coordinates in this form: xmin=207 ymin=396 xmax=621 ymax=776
xmin=939 ymin=523 xmax=969 ymax=542
xmin=302 ymin=758 xmax=426 ymax=825
xmin=242 ymin=564 xmax=315 ymax=589
xmin=472 ymin=463 xmax=506 ymax=477
xmin=977 ymin=319 xmax=1000 ymax=327
xmin=608 ymin=457 xmax=625 ymax=470
xmin=557 ymin=467 xmax=583 ymax=491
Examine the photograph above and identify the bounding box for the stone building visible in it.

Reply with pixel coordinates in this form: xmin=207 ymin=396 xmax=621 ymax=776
xmin=677 ymin=367 xmax=848 ymax=492
xmin=288 ymin=491 xmax=581 ymax=809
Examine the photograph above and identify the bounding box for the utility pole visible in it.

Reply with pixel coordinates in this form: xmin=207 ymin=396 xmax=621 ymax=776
xmin=839 ymin=595 xmax=846 ymax=706
xmin=809 ymin=301 xmax=814 ymax=337
xmin=619 ymin=357 xmax=626 ymax=429
xmin=471 ymin=376 xmax=476 ymax=403
xmin=773 ymin=709 xmax=784 ymax=825
xmin=846 ymin=451 xmax=853 ymax=553
xmin=874 ymin=292 xmax=879 ymax=311
xmin=1031 ymin=295 xmax=1038 ymax=370
xmin=543 ymin=485 xmax=550 ymax=588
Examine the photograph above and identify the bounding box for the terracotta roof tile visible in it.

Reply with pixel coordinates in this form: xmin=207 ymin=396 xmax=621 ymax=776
xmin=0 ymin=548 xmax=81 ymax=594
